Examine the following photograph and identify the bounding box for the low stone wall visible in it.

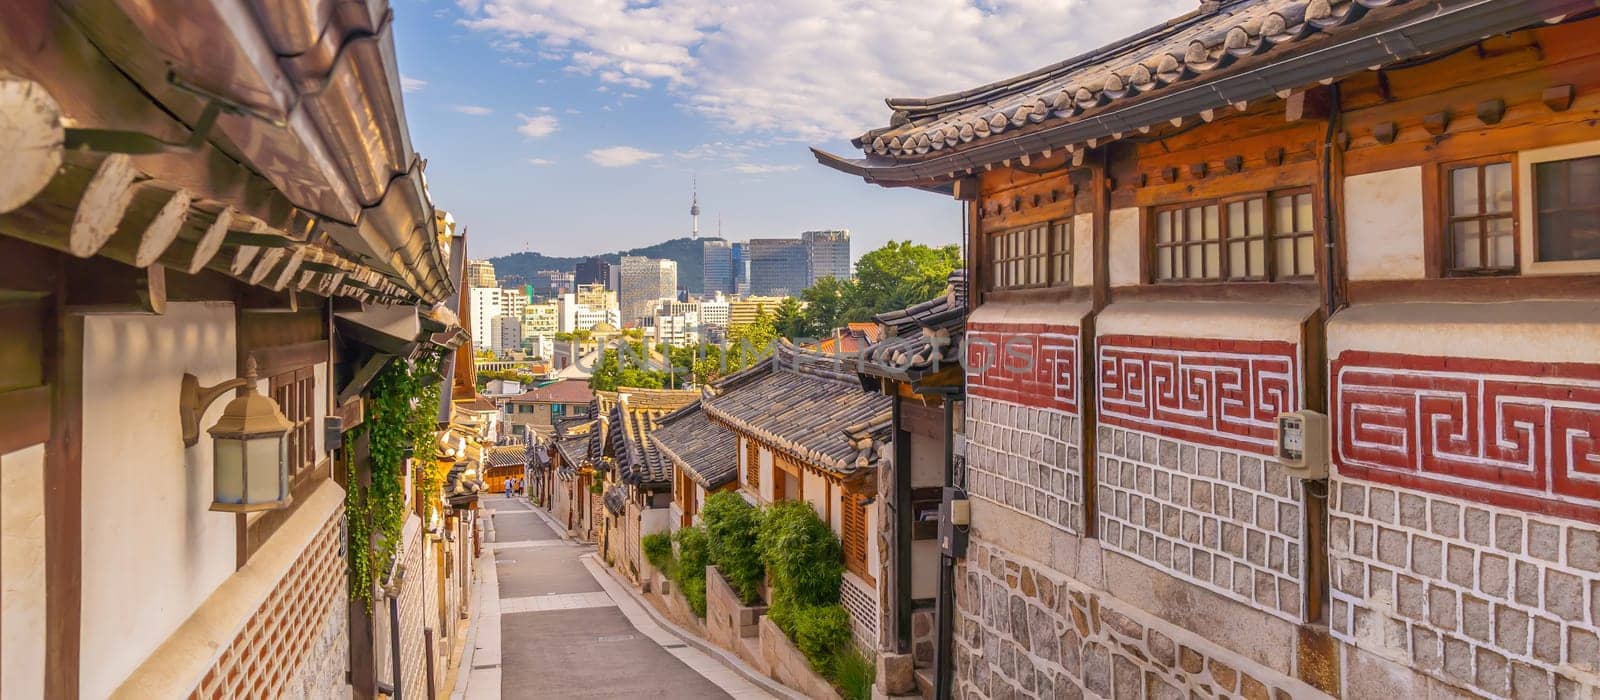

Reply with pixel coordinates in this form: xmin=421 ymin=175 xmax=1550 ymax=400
xmin=644 ymin=571 xmax=708 ymax=637
xmin=758 ymin=616 xmax=842 ymax=700
xmin=705 ymin=566 xmax=766 ymax=651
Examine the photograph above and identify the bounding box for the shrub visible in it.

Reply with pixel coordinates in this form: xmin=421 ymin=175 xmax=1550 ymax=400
xmin=702 ymin=491 xmax=764 ymax=603
xmin=641 ymin=532 xmax=674 ymax=576
xmin=673 ymin=524 xmax=710 ymax=617
xmin=830 ymin=647 xmax=876 ymax=700
xmin=793 ymin=603 xmax=851 ymax=669
xmin=758 ymin=500 xmax=843 ymax=608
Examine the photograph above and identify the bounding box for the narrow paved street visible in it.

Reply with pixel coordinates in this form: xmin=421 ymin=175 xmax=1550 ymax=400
xmin=461 ymin=495 xmax=775 ymax=699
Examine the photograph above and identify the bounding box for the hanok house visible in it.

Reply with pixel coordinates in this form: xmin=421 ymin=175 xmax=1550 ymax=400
xmin=594 ymin=388 xmax=699 ymax=582
xmin=704 ymin=341 xmax=893 ymax=653
xmin=853 ymin=271 xmax=969 ymax=698
xmin=650 ymin=399 xmax=739 ymax=530
xmin=818 ymin=1 xmax=1600 ymax=698
xmin=0 ymin=0 xmax=460 ymax=697
xmin=501 ymin=378 xmax=595 ymax=440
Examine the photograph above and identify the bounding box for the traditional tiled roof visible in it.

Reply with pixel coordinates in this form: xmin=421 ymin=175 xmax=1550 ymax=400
xmin=705 ymin=341 xmax=891 ymax=475
xmin=858 ymin=270 xmax=968 ymax=384
xmin=506 ymin=379 xmax=595 ymax=405
xmin=445 ymin=460 xmax=484 ymax=502
xmin=555 ymin=435 xmax=589 ymax=479
xmin=586 ymin=394 xmax=617 ymax=467
xmin=650 ymin=401 xmax=738 ymax=490
xmin=813 ymin=0 xmax=1570 ymax=185
xmin=486 ymin=445 xmax=527 ymax=468
xmin=611 ymin=389 xmax=700 ymax=489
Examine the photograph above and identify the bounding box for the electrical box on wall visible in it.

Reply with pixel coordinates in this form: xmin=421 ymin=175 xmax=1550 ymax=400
xmin=1275 ymin=410 xmax=1329 ymax=479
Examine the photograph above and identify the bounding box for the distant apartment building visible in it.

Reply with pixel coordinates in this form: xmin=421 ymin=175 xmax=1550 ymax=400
xmin=727 ymin=295 xmax=786 ymax=328
xmin=802 ymin=229 xmax=851 ymax=284
xmin=491 ymin=316 xmax=522 ymax=356
xmin=469 ymin=286 xmax=528 ymax=352
xmin=530 ymin=270 xmax=574 ymax=301
xmin=466 ymin=259 xmax=496 ymax=288
xmin=619 ymin=256 xmax=677 ymax=324
xmin=574 ymin=256 xmax=611 ymax=287
xmin=557 ymin=284 xmax=622 ymax=333
xmin=573 ymin=283 xmax=616 ymax=310
xmin=748 ymin=238 xmax=808 ymax=296
xmin=648 ymin=311 xmax=700 ymax=348
xmin=702 ymin=239 xmax=733 ymax=296
xmin=696 ymin=298 xmax=730 ymax=330
xmin=523 ymin=302 xmax=559 ymax=359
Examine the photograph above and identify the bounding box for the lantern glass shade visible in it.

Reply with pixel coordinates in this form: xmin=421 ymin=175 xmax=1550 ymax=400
xmin=208 ymin=389 xmax=294 ymax=512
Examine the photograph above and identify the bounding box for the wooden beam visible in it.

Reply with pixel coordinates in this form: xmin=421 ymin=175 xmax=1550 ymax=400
xmin=68 ymin=154 xmax=137 ymax=258
xmin=189 ymin=207 xmax=233 ymax=274
xmin=133 ymin=188 xmax=192 ymax=267
xmin=1285 ymin=87 xmax=1332 ymax=122
xmin=45 ymin=298 xmax=83 ymax=699
xmin=1422 ymin=111 xmax=1451 ymax=136
xmin=1541 ymin=84 xmax=1575 ymax=112
xmin=63 ymin=256 xmax=166 ymax=314
xmin=0 ymin=74 xmax=66 ymax=215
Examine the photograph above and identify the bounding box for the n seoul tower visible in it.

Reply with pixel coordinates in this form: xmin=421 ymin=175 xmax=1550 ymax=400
xmin=690 ymin=177 xmax=701 ymax=240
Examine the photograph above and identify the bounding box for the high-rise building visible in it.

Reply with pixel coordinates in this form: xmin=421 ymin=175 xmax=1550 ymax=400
xmin=557 ymin=285 xmax=621 ymax=333
xmin=728 ymin=296 xmax=787 ymax=328
xmin=802 ymin=229 xmax=851 ymax=285
xmin=619 ymin=256 xmax=677 ymax=324
xmin=702 ymin=239 xmax=733 ymax=296
xmin=530 ymin=270 xmax=574 ymax=301
xmin=748 ymin=239 xmax=809 ymax=296
xmin=466 ymin=259 xmax=496 ymax=289
xmin=469 ymin=286 xmax=528 ymax=350
xmin=574 ymin=257 xmax=611 ymax=287
xmin=732 ymin=242 xmax=750 ymax=295
xmin=491 ymin=316 xmax=523 ymax=356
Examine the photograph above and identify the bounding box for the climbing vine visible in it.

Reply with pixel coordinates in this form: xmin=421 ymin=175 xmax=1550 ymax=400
xmin=347 ymin=351 xmax=445 ymax=609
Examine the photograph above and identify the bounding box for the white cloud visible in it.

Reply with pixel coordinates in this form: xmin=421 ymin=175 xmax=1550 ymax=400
xmin=457 ymin=1 xmax=1189 ymax=140
xmin=587 ymin=146 xmax=661 ymax=168
xmin=731 ymin=163 xmax=802 ymax=175
xmin=401 ymin=75 xmax=428 ymax=93
xmin=453 ymin=105 xmax=494 ymax=116
xmin=516 ymin=113 xmax=560 ymax=138
xmin=528 ymin=158 xmax=556 ymax=166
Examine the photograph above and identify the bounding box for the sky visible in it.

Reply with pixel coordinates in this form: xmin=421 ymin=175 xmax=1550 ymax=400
xmin=391 ymin=0 xmax=1189 ymax=261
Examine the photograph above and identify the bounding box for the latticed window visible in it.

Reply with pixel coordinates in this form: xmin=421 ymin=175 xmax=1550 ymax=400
xmin=840 ymin=489 xmax=870 ymax=582
xmin=270 ymin=367 xmax=316 ymax=474
xmin=1446 ymin=159 xmax=1516 ymax=274
xmin=987 ymin=218 xmax=1072 ymax=290
xmin=1153 ymin=189 xmax=1315 ymax=282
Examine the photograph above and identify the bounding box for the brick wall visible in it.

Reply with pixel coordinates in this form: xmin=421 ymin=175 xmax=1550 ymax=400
xmin=1329 ymin=477 xmax=1600 ymax=697
xmin=1097 ymin=424 xmax=1308 ymax=621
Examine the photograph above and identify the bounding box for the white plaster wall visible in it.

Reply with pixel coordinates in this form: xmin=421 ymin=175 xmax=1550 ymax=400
xmin=81 ymin=302 xmax=239 ymax=700
xmin=737 ymin=437 xmax=749 ymax=489
xmin=758 ymin=446 xmax=774 ymax=503
xmin=828 ymin=484 xmax=842 ymax=536
xmin=1072 ymin=212 xmax=1095 ymax=287
xmin=909 ymin=434 xmax=944 ymax=489
xmin=911 ymin=540 xmax=939 ymax=600
xmin=1097 ymin=300 xmax=1316 ymax=343
xmin=803 ymin=470 xmax=829 ymax=529
xmin=1108 ymin=207 xmax=1142 ymax=286
xmin=1327 ymin=300 xmax=1600 ymax=362
xmin=866 ymin=502 xmax=880 ymax=580
xmin=313 ymin=362 xmax=328 ymax=456
xmin=2 ymin=443 xmax=46 ymax=700
xmin=1345 ymin=166 xmax=1426 ymax=280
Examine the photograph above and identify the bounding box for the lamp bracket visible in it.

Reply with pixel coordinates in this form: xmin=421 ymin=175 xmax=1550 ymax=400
xmin=179 ymin=359 xmax=261 ymax=446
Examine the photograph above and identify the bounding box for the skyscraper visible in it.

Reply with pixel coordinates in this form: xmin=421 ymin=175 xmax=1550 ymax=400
xmin=802 ymin=230 xmax=851 ymax=285
xmin=748 ymin=238 xmax=809 ymax=296
xmin=619 ymin=256 xmax=678 ymax=324
xmin=731 ymin=242 xmax=750 ymax=295
xmin=574 ymin=257 xmax=611 ymax=287
xmin=702 ymin=239 xmax=733 ymax=296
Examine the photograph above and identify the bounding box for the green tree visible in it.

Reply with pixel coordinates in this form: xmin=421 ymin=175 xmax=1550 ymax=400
xmin=851 ymin=240 xmax=962 ymax=314
xmin=725 ymin=312 xmax=778 ymax=371
xmin=588 ymin=341 xmax=669 ymax=391
xmin=773 ymin=297 xmax=808 ymax=340
xmin=798 ymin=276 xmax=852 ymax=338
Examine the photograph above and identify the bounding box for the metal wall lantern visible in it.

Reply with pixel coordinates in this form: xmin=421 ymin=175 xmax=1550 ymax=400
xmin=179 ymin=358 xmax=295 ymax=512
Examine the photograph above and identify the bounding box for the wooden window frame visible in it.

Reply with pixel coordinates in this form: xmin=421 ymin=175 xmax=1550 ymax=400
xmin=269 ymin=366 xmax=316 ymax=476
xmin=1532 ymin=154 xmax=1600 ymax=264
xmin=1517 ymin=141 xmax=1600 ymax=276
xmin=1440 ymin=155 xmax=1519 ymax=277
xmin=840 ymin=486 xmax=871 ymax=583
xmin=1148 ymin=188 xmax=1318 ymax=284
xmin=985 ymin=218 xmax=1073 ymax=291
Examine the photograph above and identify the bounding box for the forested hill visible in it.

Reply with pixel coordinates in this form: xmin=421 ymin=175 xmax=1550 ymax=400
xmin=487 ymin=237 xmax=717 ymax=294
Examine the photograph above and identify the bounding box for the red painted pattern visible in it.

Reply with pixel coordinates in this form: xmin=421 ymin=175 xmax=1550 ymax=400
xmin=1333 ymin=351 xmax=1600 ymax=522
xmin=965 ymin=322 xmax=1080 ymax=414
xmin=1097 ymin=335 xmax=1299 ymax=455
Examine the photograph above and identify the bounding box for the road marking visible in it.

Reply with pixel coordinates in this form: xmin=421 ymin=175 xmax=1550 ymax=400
xmin=498 ymin=591 xmax=616 ymax=614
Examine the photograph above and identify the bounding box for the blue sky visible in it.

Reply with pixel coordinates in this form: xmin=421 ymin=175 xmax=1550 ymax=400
xmin=390 ymin=0 xmax=1185 ymax=260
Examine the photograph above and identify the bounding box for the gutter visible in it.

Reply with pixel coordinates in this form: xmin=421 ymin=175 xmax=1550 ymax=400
xmin=814 ymin=0 xmax=1591 ymax=187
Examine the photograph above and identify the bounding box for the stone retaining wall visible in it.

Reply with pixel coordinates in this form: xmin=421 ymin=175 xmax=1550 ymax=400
xmin=758 ymin=616 xmax=843 ymax=700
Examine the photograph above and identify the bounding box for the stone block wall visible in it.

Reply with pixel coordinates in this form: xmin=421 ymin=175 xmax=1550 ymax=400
xmin=1097 ymin=425 xmax=1308 ymax=621
xmin=1328 ymin=477 xmax=1600 ymax=698
xmin=952 ymin=540 xmax=1322 ymax=700
xmin=966 ymin=396 xmax=1083 ymax=534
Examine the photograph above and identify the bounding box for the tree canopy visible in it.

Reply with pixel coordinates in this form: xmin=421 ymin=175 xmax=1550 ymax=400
xmin=781 ymin=240 xmax=962 ymax=340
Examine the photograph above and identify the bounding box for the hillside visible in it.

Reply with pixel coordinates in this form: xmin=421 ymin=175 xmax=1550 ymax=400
xmin=488 ymin=237 xmax=719 ymax=294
